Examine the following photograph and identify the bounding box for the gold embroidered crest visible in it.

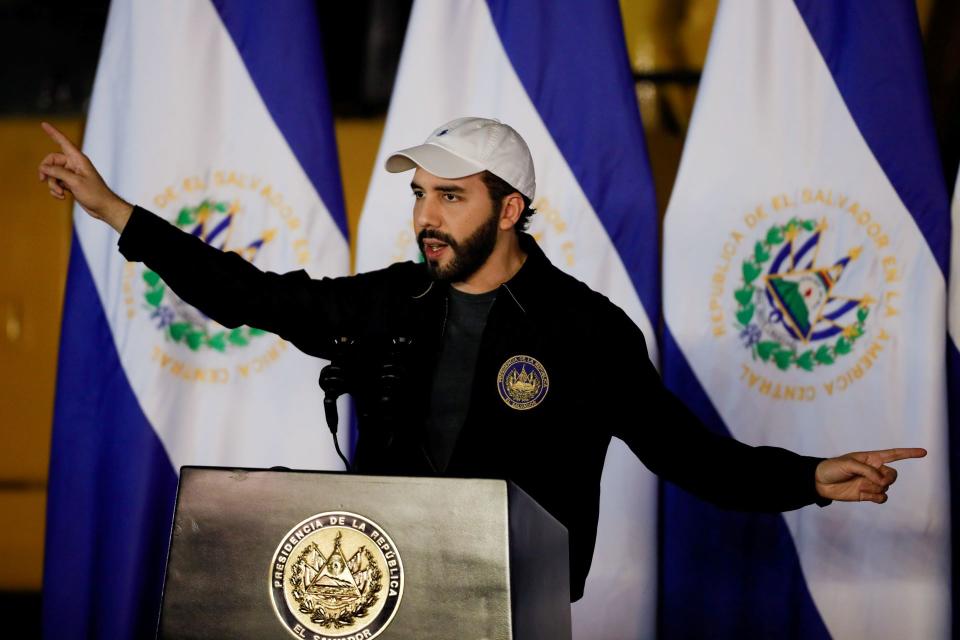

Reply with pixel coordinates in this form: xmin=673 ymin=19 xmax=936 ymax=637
xmin=497 ymin=355 xmax=549 ymax=410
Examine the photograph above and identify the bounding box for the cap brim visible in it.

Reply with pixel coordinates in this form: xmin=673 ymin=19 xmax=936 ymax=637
xmin=385 ymin=143 xmax=485 ymax=178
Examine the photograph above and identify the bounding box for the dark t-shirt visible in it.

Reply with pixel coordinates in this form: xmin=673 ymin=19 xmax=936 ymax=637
xmin=425 ymin=287 xmax=498 ymax=471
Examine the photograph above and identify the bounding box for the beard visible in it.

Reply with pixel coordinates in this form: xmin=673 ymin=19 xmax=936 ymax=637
xmin=418 ymin=208 xmax=500 ymax=283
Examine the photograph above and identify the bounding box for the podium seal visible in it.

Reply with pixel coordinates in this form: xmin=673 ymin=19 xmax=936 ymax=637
xmin=269 ymin=512 xmax=404 ymax=639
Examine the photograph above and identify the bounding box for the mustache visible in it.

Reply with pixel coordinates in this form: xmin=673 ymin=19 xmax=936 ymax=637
xmin=417 ymin=229 xmax=459 ymax=250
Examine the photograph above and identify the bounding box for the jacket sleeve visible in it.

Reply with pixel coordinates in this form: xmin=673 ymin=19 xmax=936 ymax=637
xmin=118 ymin=205 xmax=360 ymax=359
xmin=607 ymin=306 xmax=830 ymax=512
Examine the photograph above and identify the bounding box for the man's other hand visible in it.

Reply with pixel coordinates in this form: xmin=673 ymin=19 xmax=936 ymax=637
xmin=815 ymin=448 xmax=927 ymax=504
xmin=38 ymin=122 xmax=133 ymax=233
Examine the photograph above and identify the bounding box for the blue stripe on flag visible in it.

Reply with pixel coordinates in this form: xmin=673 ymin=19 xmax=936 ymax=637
xmin=484 ymin=0 xmax=660 ymax=320
xmin=660 ymin=328 xmax=830 ymax=638
xmin=43 ymin=233 xmax=179 ymax=640
xmin=792 ymin=0 xmax=950 ymax=277
xmin=211 ymin=0 xmax=348 ymax=239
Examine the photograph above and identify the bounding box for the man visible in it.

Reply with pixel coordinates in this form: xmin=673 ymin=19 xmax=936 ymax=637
xmin=38 ymin=116 xmax=924 ymax=601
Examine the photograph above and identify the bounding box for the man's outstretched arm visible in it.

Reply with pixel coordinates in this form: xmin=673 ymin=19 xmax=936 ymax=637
xmin=607 ymin=304 xmax=927 ymax=510
xmin=37 ymin=122 xmax=363 ymax=358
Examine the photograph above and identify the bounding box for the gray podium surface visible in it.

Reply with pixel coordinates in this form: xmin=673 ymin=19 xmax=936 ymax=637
xmin=158 ymin=467 xmax=571 ymax=640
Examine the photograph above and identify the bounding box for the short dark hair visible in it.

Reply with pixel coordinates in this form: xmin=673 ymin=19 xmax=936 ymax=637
xmin=480 ymin=170 xmax=536 ymax=234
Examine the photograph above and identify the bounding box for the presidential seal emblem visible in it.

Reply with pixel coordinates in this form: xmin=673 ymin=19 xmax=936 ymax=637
xmin=269 ymin=512 xmax=403 ymax=640
xmin=497 ymin=355 xmax=549 ymax=410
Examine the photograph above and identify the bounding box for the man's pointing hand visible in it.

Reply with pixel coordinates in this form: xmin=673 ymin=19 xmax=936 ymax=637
xmin=38 ymin=122 xmax=133 ymax=233
xmin=815 ymin=448 xmax=926 ymax=504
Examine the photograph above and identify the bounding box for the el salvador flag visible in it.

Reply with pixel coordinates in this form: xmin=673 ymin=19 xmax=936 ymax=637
xmin=663 ymin=1 xmax=951 ymax=638
xmin=356 ymin=1 xmax=660 ymax=637
xmin=43 ymin=2 xmax=349 ymax=638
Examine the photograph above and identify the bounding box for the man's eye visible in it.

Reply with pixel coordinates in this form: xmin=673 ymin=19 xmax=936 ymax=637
xmin=442 ymin=193 xmax=458 ymax=202
xmin=412 ymin=191 xmax=424 ymax=199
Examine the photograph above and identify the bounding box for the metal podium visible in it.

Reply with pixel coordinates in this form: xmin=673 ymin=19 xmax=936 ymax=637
xmin=157 ymin=467 xmax=571 ymax=639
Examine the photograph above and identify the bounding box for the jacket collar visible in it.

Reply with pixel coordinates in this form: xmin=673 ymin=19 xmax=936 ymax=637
xmin=498 ymin=232 xmax=552 ymax=314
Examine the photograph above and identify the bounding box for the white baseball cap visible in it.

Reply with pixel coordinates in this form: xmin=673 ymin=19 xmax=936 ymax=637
xmin=385 ymin=117 xmax=536 ymax=200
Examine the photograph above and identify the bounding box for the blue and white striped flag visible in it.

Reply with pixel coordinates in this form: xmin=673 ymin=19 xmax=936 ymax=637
xmin=356 ymin=1 xmax=660 ymax=637
xmin=43 ymin=2 xmax=349 ymax=637
xmin=663 ymin=1 xmax=951 ymax=637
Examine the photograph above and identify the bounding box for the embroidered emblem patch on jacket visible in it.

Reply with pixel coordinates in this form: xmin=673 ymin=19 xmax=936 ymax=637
xmin=497 ymin=355 xmax=549 ymax=410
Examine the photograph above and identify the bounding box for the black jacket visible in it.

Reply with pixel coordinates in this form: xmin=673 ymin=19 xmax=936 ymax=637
xmin=119 ymin=205 xmax=826 ymax=601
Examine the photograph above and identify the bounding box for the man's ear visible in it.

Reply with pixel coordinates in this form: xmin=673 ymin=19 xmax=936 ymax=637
xmin=499 ymin=192 xmax=524 ymax=230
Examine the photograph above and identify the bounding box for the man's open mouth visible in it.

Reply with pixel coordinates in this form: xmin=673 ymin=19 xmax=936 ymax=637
xmin=422 ymin=239 xmax=449 ymax=258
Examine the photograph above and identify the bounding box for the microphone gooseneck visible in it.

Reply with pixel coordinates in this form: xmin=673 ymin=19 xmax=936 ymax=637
xmin=318 ymin=336 xmax=353 ymax=471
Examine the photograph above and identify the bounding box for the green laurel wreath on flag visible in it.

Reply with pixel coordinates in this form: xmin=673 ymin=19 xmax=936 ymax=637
xmin=733 ymin=217 xmax=869 ymax=372
xmin=141 ymin=199 xmax=268 ymax=352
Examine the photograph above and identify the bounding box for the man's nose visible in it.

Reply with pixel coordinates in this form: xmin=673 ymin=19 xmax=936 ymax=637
xmin=415 ymin=195 xmax=441 ymax=228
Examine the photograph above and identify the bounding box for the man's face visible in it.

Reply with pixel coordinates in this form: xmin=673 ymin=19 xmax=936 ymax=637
xmin=411 ymin=168 xmax=501 ymax=283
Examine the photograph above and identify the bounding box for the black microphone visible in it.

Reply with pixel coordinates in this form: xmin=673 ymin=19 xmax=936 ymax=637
xmin=378 ymin=336 xmax=414 ymax=406
xmin=367 ymin=336 xmax=415 ymax=452
xmin=318 ymin=335 xmax=416 ymax=471
xmin=318 ymin=336 xmax=354 ymax=471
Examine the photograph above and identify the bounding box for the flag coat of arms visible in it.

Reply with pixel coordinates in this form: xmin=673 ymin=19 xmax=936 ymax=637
xmin=662 ymin=1 xmax=951 ymax=637
xmin=357 ymin=1 xmax=660 ymax=637
xmin=44 ymin=2 xmax=349 ymax=637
